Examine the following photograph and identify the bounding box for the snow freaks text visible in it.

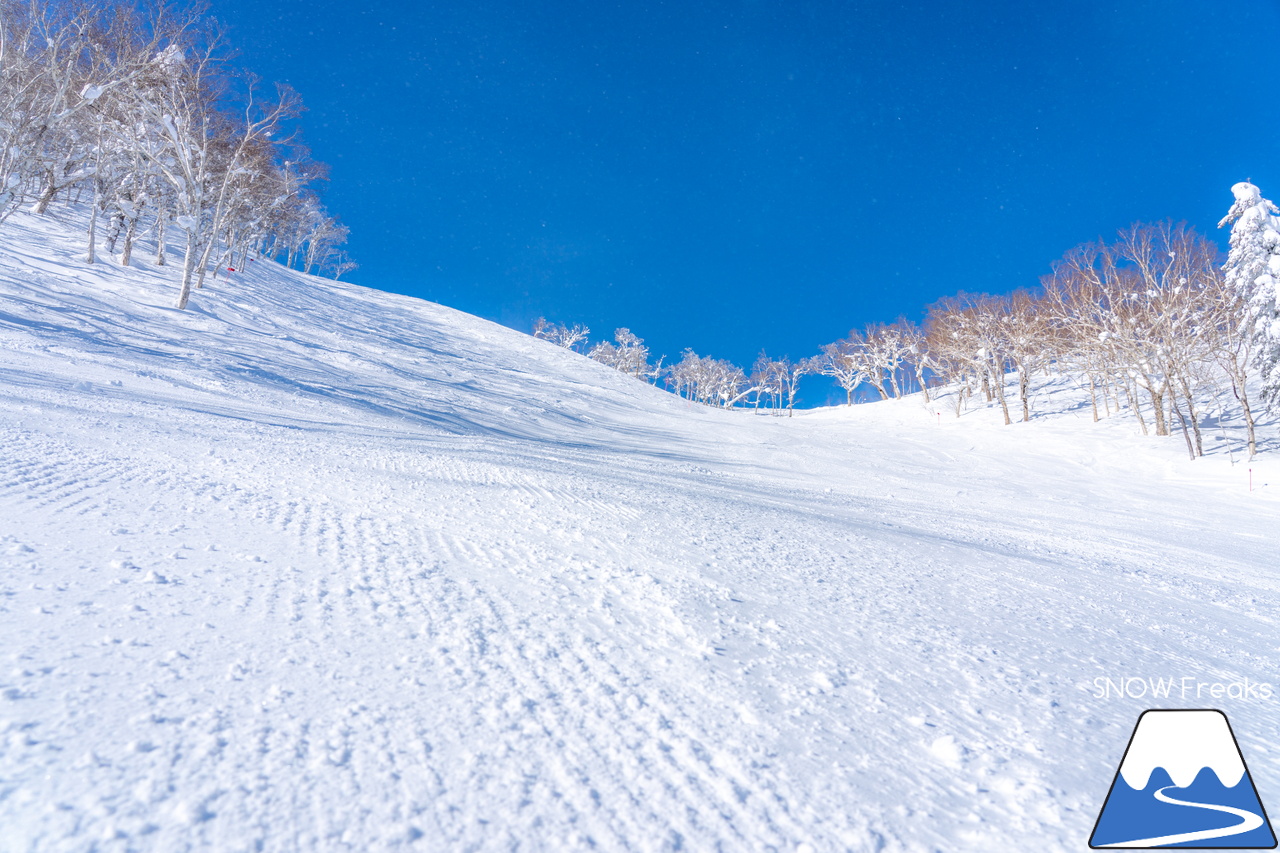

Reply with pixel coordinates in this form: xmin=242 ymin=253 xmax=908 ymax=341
xmin=1092 ymin=677 xmax=1274 ymax=701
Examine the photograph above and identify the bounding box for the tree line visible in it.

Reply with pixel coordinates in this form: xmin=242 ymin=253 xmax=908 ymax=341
xmin=536 ymin=187 xmax=1280 ymax=460
xmin=534 ymin=317 xmax=812 ymax=414
xmin=0 ymin=0 xmax=354 ymax=309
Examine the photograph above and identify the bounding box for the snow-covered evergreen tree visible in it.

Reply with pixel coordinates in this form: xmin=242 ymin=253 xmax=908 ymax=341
xmin=1219 ymin=181 xmax=1280 ymax=408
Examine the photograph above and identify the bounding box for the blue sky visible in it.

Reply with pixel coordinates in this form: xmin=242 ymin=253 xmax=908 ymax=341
xmin=211 ymin=0 xmax=1280 ymax=405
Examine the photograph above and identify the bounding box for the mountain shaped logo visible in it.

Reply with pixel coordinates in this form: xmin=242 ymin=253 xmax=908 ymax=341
xmin=1091 ymin=709 xmax=1276 ymax=848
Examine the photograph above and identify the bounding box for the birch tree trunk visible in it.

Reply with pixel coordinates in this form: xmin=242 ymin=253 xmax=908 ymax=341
xmin=155 ymin=210 xmax=166 ymax=266
xmin=176 ymin=231 xmax=200 ymax=310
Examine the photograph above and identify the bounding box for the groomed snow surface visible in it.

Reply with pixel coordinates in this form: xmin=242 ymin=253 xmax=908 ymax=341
xmin=2 ymin=209 xmax=1279 ymax=852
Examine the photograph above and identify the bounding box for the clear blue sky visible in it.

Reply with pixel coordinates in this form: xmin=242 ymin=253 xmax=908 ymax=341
xmin=211 ymin=0 xmax=1280 ymax=405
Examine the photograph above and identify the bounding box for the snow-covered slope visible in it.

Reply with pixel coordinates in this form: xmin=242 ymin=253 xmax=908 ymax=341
xmin=2 ymin=209 xmax=1279 ymax=852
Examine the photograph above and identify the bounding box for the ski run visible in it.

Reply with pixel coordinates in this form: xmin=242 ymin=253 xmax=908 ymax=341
xmin=2 ymin=208 xmax=1279 ymax=852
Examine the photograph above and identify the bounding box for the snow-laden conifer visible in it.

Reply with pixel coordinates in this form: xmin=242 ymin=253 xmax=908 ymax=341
xmin=1219 ymin=181 xmax=1280 ymax=412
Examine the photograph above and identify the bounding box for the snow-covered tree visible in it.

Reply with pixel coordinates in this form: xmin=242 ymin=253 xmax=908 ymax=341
xmin=669 ymin=350 xmax=749 ymax=408
xmin=749 ymin=353 xmax=808 ymax=415
xmin=533 ymin=317 xmax=590 ymax=351
xmin=923 ymin=293 xmax=1014 ymax=422
xmin=862 ymin=323 xmax=913 ymax=400
xmin=0 ymin=0 xmax=206 ymax=223
xmin=811 ymin=338 xmax=869 ymax=405
xmin=589 ymin=328 xmax=652 ymax=379
xmin=749 ymin=353 xmax=784 ymax=411
xmin=1219 ymin=181 xmax=1280 ymax=413
xmin=1040 ymin=244 xmax=1118 ymax=423
xmin=0 ymin=0 xmax=353 ymax=300
xmin=1000 ymin=289 xmax=1056 ymax=423
xmin=897 ymin=321 xmax=934 ymax=403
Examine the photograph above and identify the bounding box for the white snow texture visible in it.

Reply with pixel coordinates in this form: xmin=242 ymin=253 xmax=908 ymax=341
xmin=1 ymin=208 xmax=1279 ymax=851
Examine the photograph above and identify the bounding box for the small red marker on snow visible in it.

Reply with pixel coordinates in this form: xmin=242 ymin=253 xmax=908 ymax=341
xmin=227 ymin=267 xmax=235 ymax=272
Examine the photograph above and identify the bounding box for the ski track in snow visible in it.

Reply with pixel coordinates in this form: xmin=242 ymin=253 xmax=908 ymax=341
xmin=1 ymin=209 xmax=1280 ymax=851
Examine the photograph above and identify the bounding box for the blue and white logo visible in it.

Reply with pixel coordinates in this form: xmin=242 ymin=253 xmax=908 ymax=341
xmin=1091 ymin=709 xmax=1276 ymax=848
